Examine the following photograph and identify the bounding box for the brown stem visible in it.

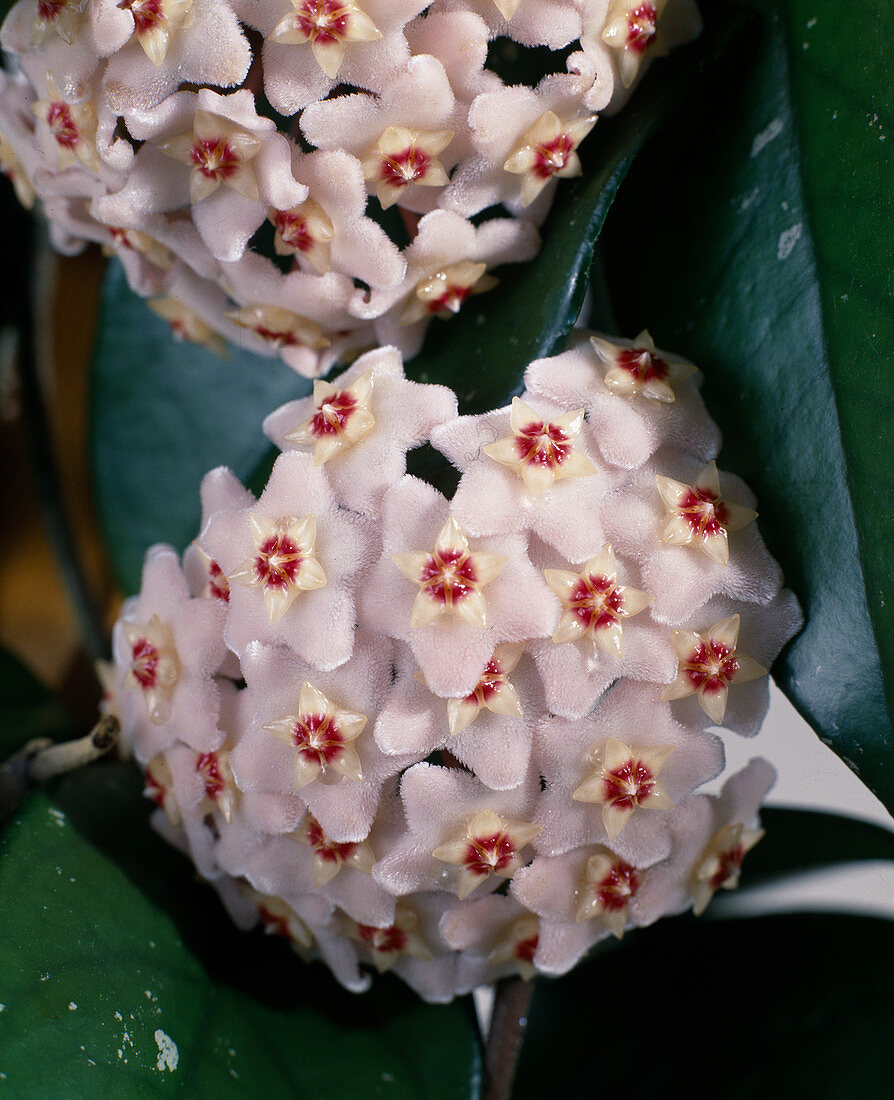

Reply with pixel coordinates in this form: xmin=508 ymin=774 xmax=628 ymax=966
xmin=483 ymin=977 xmax=535 ymax=1100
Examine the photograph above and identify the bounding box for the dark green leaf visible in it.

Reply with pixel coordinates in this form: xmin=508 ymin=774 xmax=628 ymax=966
xmin=407 ymin=6 xmax=747 ymax=414
xmin=746 ymin=807 xmax=894 ymax=881
xmin=90 ymin=261 xmax=312 ymax=595
xmin=0 ymin=762 xmax=482 ymax=1098
xmin=516 ymin=912 xmax=894 ymax=1099
xmin=599 ymin=1 xmax=894 ymax=808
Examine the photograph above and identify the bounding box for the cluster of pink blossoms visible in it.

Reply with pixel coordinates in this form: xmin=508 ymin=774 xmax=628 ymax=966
xmin=104 ymin=333 xmax=801 ymax=1001
xmin=1 ymin=0 xmax=699 ymax=375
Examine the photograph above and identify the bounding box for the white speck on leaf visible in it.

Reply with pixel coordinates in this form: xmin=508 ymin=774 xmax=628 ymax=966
xmin=807 ymin=17 xmax=817 ymax=28
xmin=777 ymin=223 xmax=803 ymax=260
xmin=114 ymin=1011 xmax=122 ymax=1021
xmin=48 ymin=808 xmax=66 ymax=826
xmin=738 ymin=186 xmax=760 ymax=211
xmin=69 ymin=1003 xmax=77 ymax=1011
xmin=155 ymin=1030 xmax=179 ymax=1073
xmin=750 ymin=117 xmax=784 ymax=157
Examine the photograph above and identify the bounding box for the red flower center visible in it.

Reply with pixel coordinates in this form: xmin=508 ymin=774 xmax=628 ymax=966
xmin=602 ymin=758 xmax=655 ymax=809
xmin=595 ymin=860 xmax=640 ymax=912
xmin=428 ymin=281 xmax=474 ymax=315
xmin=380 ymin=146 xmax=431 ymax=188
xmin=420 ymin=548 xmax=478 ymax=606
xmin=357 ymin=922 xmax=408 ymax=954
xmin=37 ymin=0 xmax=66 ymax=21
xmin=568 ymin=574 xmax=625 ymax=631
xmin=305 ymin=817 xmax=358 ymax=863
xmin=617 ymin=346 xmax=669 ymax=382
xmin=310 ymin=390 xmax=358 ymax=437
xmin=207 ymin=559 xmax=230 ymax=602
xmin=130 ymin=638 xmax=160 ymax=691
xmin=47 ymin=102 xmax=79 ymax=149
xmin=191 ymin=138 xmax=241 ymax=180
xmin=514 ymin=933 xmax=539 ymax=964
xmin=532 ymin=134 xmax=574 ymax=179
xmin=259 ymin=904 xmax=291 ymax=939
xmin=273 ymin=210 xmax=315 ymax=253
xmin=677 ymin=488 xmax=730 ymax=537
xmin=463 ymin=657 xmax=503 ymax=706
xmin=196 ymin=751 xmax=225 ymax=800
xmin=626 ymin=3 xmax=658 ymax=53
xmin=514 ymin=418 xmax=573 ymax=468
xmin=291 ymin=712 xmax=345 ymax=766
xmin=463 ymin=831 xmax=515 ymax=877
xmin=708 ymin=843 xmax=745 ymax=890
xmin=120 ymin=0 xmax=165 ymax=34
xmin=684 ymin=641 xmax=740 ymax=693
xmin=144 ymin=769 xmax=166 ymax=807
xmin=254 ymin=534 xmax=304 ymax=590
xmin=294 ymin=0 xmax=350 ymax=43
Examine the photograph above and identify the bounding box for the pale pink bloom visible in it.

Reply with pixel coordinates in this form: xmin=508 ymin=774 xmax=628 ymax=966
xmin=404 ymin=10 xmax=500 ymax=103
xmin=530 ymin=679 xmax=722 ymax=862
xmin=359 ymin=475 xmax=558 ymax=697
xmin=91 ymin=0 xmax=251 ymax=113
xmin=236 ymin=0 xmax=429 ymax=115
xmin=525 ymin=331 xmax=721 ymax=469
xmin=1 ymin=3 xmax=99 ymax=105
xmin=434 ymin=0 xmax=586 ymax=49
xmin=660 ymin=591 xmax=802 ymax=737
xmin=352 ymin=209 xmax=539 ymax=358
xmin=373 ymin=639 xmax=542 ymax=790
xmin=637 ymin=758 xmax=776 ymax=922
xmin=263 ymin=345 xmax=457 ymax=512
xmin=200 ymin=451 xmax=378 ymax=668
xmin=432 ymin=393 xmax=622 ymax=562
xmin=372 ymin=762 xmax=541 ymax=899
xmin=230 ymin=638 xmax=415 ymax=844
xmin=279 ymin=148 xmax=405 ymax=289
xmin=300 ymin=54 xmax=460 ymax=215
xmin=601 ymin=453 xmax=784 ymax=623
xmin=442 ymin=894 xmax=542 ymax=986
xmin=443 ymin=74 xmax=596 ymax=219
xmin=112 ymin=544 xmax=227 ymax=759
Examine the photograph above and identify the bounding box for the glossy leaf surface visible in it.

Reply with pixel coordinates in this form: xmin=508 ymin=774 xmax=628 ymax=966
xmin=599 ymin=1 xmax=894 ymax=807
xmin=90 ymin=262 xmax=310 ymax=596
xmin=515 ymin=911 xmax=894 ymax=1097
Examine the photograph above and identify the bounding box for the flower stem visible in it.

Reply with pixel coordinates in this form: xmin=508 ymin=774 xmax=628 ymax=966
xmin=483 ymin=976 xmax=535 ymax=1100
xmin=0 ymin=715 xmax=119 ymax=825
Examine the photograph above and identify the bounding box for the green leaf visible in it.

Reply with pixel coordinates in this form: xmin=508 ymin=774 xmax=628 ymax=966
xmin=406 ymin=7 xmax=747 ymax=414
xmin=746 ymin=807 xmax=894 ymax=881
xmin=90 ymin=261 xmax=312 ymax=595
xmin=598 ymin=2 xmax=894 ymax=808
xmin=0 ymin=763 xmax=482 ymax=1098
xmin=515 ymin=911 xmax=894 ymax=1098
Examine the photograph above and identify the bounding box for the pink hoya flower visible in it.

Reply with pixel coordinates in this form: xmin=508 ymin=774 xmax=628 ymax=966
xmin=109 ymin=331 xmax=800 ymax=1002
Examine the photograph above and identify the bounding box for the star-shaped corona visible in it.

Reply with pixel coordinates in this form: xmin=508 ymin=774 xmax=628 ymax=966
xmin=229 ymin=512 xmax=327 ymax=624
xmin=484 ymin=397 xmax=596 ymax=495
xmin=487 ymin=914 xmax=540 ymax=981
xmin=226 ymin=305 xmax=329 ymax=352
xmin=655 ymin=461 xmax=757 ymax=566
xmin=270 ymin=0 xmax=382 ymax=80
xmin=401 ymin=261 xmax=498 ymax=325
xmin=544 ymin=544 xmax=651 ymax=655
xmin=269 ymin=198 xmax=335 ymax=273
xmin=122 ymin=615 xmax=180 ymax=724
xmin=575 ymin=850 xmax=640 ymax=937
xmin=443 ymin=642 xmax=525 ymax=736
xmin=690 ymin=822 xmax=765 ymax=916
xmin=143 ymin=754 xmax=180 ymax=825
xmin=263 ymin=681 xmax=366 ymax=788
xmin=32 ymin=79 xmax=100 ymax=172
xmin=256 ymin=894 xmax=314 ymax=950
xmin=602 ymin=0 xmax=670 ymax=87
xmin=590 ymin=330 xmax=696 ymax=403
xmin=661 ymin=614 xmax=766 ymax=725
xmin=504 ymin=111 xmax=596 ymax=207
xmin=283 ymin=370 xmax=375 ymax=465
xmin=573 ymin=738 xmax=674 ymax=839
xmin=350 ymin=903 xmax=431 ymax=973
xmin=295 ymin=812 xmax=375 ymax=886
xmin=160 ymin=110 xmax=262 ymax=203
xmin=361 ymin=126 xmax=454 ymax=210
xmin=148 ymin=297 xmax=226 ymax=353
xmin=432 ymin=809 xmax=541 ymax=899
xmin=196 ymin=748 xmax=237 ymax=823
xmin=118 ymin=0 xmax=195 ymax=67
xmin=391 ymin=516 xmax=507 ymax=629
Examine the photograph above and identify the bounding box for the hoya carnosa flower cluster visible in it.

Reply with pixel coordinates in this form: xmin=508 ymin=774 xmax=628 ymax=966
xmin=107 ymin=334 xmax=801 ymax=1002
xmin=1 ymin=0 xmax=699 ymax=376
